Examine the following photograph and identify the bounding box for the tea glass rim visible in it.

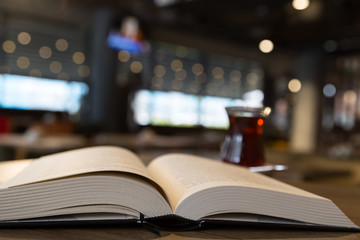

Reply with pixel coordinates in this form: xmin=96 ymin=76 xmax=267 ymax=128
xmin=225 ymin=105 xmax=271 ymax=117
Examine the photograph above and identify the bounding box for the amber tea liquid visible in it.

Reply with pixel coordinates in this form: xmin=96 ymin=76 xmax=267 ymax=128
xmin=222 ymin=115 xmax=265 ymax=167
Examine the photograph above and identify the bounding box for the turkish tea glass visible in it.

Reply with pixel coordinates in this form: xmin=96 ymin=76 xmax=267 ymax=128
xmin=221 ymin=106 xmax=271 ymax=167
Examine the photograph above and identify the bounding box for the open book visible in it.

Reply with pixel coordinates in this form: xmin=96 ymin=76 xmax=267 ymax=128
xmin=0 ymin=146 xmax=358 ymax=230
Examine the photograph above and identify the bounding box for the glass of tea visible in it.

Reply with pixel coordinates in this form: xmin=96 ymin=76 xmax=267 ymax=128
xmin=221 ymin=105 xmax=271 ymax=167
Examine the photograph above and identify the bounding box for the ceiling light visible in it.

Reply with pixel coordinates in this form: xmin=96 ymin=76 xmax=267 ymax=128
xmin=292 ymin=0 xmax=310 ymax=10
xmin=288 ymin=78 xmax=301 ymax=93
xmin=259 ymin=39 xmax=274 ymax=53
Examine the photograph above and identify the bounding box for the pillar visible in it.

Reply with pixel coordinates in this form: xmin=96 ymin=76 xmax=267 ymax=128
xmin=290 ymin=50 xmax=323 ymax=153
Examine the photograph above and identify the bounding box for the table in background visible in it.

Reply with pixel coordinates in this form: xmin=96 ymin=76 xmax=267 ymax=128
xmin=0 ymin=133 xmax=87 ymax=160
xmin=0 ymin=181 xmax=359 ymax=240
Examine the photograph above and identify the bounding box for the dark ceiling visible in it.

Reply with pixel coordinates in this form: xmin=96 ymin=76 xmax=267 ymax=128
xmin=70 ymin=0 xmax=360 ymax=52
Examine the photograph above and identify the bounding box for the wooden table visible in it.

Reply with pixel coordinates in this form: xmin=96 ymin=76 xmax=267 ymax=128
xmin=0 ymin=181 xmax=358 ymax=240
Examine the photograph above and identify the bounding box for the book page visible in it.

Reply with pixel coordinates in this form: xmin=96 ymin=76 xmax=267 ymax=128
xmin=1 ymin=146 xmax=153 ymax=188
xmin=0 ymin=159 xmax=33 ymax=184
xmin=147 ymin=153 xmax=324 ymax=210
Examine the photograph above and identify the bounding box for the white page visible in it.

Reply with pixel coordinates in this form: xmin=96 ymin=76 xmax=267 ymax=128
xmin=148 ymin=153 xmax=325 ymax=209
xmin=1 ymin=146 xmax=153 ymax=188
xmin=0 ymin=159 xmax=32 ymax=184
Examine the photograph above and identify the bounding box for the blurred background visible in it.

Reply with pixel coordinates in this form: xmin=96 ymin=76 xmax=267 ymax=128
xmin=0 ymin=0 xmax=360 ymax=184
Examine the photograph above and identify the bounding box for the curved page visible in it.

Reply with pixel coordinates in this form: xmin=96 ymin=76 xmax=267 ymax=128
xmin=147 ymin=153 xmax=359 ymax=229
xmin=1 ymin=146 xmax=153 ymax=188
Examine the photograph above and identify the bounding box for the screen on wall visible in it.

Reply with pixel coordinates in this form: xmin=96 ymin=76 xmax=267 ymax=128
xmin=0 ymin=74 xmax=89 ymax=113
xmin=132 ymin=89 xmax=264 ymax=129
xmin=107 ymin=16 xmax=148 ymax=54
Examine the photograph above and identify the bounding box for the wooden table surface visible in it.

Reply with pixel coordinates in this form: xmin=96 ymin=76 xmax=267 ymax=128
xmin=0 ymin=181 xmax=359 ymax=240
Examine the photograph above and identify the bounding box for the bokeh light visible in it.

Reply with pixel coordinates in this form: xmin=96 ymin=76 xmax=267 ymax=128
xmin=154 ymin=65 xmax=166 ymax=77
xmin=49 ymin=61 xmax=62 ymax=73
xmin=130 ymin=61 xmax=143 ymax=73
xmin=170 ymin=59 xmax=183 ymax=71
xmin=16 ymin=56 xmax=30 ymax=69
xmin=259 ymin=39 xmax=274 ymax=53
xmin=292 ymin=0 xmax=310 ymax=10
xmin=118 ymin=50 xmax=131 ymax=62
xmin=288 ymin=78 xmax=302 ymax=93
xmin=18 ymin=32 xmax=31 ymax=45
xmin=2 ymin=40 xmax=16 ymax=53
xmin=39 ymin=46 xmax=52 ymax=59
xmin=323 ymin=83 xmax=336 ymax=98
xmin=72 ymin=51 xmax=85 ymax=64
xmin=78 ymin=65 xmax=90 ymax=77
xmin=55 ymin=39 xmax=69 ymax=51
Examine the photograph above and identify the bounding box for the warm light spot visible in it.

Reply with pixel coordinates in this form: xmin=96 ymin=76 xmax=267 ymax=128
xmin=57 ymin=72 xmax=69 ymax=80
xmin=16 ymin=56 xmax=30 ymax=69
xmin=49 ymin=61 xmax=62 ymax=73
xmin=78 ymin=65 xmax=90 ymax=77
xmin=39 ymin=46 xmax=52 ymax=59
xmin=17 ymin=32 xmax=31 ymax=45
xmin=344 ymin=90 xmax=357 ymax=104
xmin=262 ymin=107 xmax=272 ymax=117
xmin=212 ymin=66 xmax=224 ymax=79
xmin=292 ymin=0 xmax=310 ymax=10
xmin=175 ymin=69 xmax=187 ymax=80
xmin=118 ymin=50 xmax=131 ymax=62
xmin=257 ymin=119 xmax=264 ymax=126
xmin=192 ymin=63 xmax=204 ymax=75
xmin=2 ymin=40 xmax=16 ymax=53
xmin=72 ymin=51 xmax=85 ymax=64
xmin=154 ymin=65 xmax=166 ymax=77
xmin=56 ymin=39 xmax=69 ymax=51
xmin=130 ymin=61 xmax=143 ymax=73
xmin=170 ymin=59 xmax=183 ymax=71
xmin=29 ymin=69 xmax=42 ymax=78
xmin=288 ymin=78 xmax=301 ymax=93
xmin=259 ymin=39 xmax=274 ymax=53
